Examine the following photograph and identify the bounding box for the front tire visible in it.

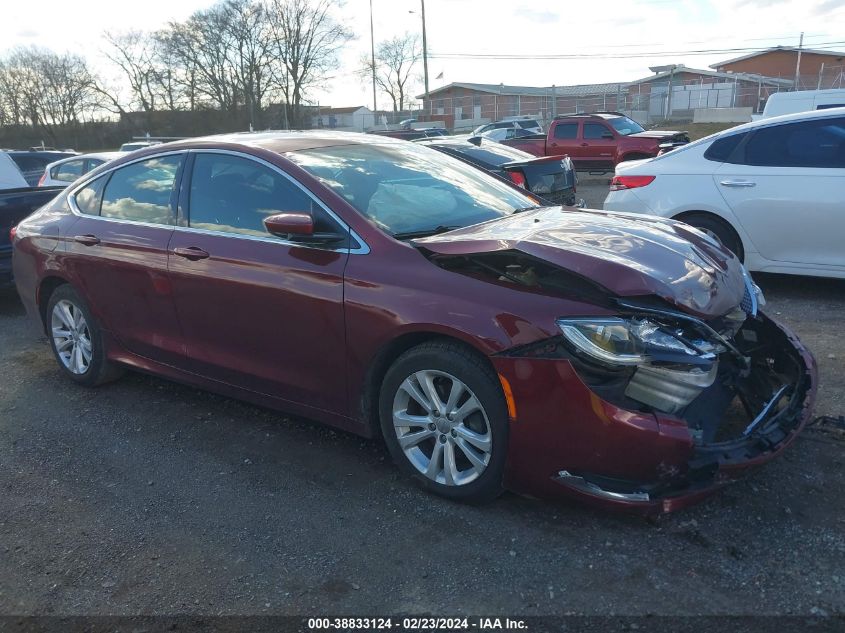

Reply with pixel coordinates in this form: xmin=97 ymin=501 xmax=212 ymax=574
xmin=47 ymin=285 xmax=123 ymax=386
xmin=379 ymin=341 xmax=508 ymax=503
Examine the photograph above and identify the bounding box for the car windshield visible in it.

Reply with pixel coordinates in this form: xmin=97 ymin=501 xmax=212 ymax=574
xmin=608 ymin=116 xmax=645 ymax=135
xmin=288 ymin=142 xmax=539 ymax=238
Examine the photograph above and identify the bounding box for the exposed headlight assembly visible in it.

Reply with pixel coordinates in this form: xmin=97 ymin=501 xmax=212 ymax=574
xmin=556 ymin=317 xmax=716 ymax=367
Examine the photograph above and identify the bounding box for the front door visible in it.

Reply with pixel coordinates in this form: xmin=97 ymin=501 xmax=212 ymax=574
xmin=63 ymin=153 xmax=186 ymax=365
xmin=167 ymin=151 xmax=349 ymax=414
xmin=580 ymin=122 xmax=617 ymax=168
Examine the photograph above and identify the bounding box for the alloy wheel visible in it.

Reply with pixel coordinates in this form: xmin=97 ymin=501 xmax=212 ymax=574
xmin=51 ymin=299 xmax=92 ymax=375
xmin=391 ymin=370 xmax=493 ymax=486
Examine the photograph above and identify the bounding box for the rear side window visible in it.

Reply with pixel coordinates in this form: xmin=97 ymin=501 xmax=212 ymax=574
xmin=52 ymin=159 xmax=85 ymax=183
xmin=703 ymin=132 xmax=748 ymax=162
xmin=100 ymin=155 xmax=182 ymax=224
xmin=517 ymin=120 xmax=540 ymax=129
xmin=742 ymin=118 xmax=845 ymax=168
xmin=584 ymin=123 xmax=611 ymax=139
xmin=188 ymin=153 xmax=331 ymax=237
xmin=11 ymin=156 xmax=49 ymax=172
xmin=74 ymin=177 xmax=107 ymax=215
xmin=553 ymin=123 xmax=578 ymax=139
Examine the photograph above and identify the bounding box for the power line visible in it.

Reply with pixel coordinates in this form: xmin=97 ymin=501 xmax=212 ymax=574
xmin=429 ymin=41 xmax=845 ymax=61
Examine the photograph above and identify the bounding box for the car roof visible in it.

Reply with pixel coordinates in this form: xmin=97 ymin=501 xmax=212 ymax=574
xmin=147 ymin=130 xmax=411 ymax=155
xmin=718 ymin=105 xmax=845 ymax=136
xmin=46 ymin=151 xmax=126 ymax=169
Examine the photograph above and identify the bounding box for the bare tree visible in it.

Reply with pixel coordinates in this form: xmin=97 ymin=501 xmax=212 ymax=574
xmin=0 ymin=47 xmax=103 ymax=142
xmin=360 ymin=33 xmax=420 ymax=112
xmin=267 ymin=0 xmax=353 ymax=126
xmin=102 ymin=30 xmax=160 ymax=113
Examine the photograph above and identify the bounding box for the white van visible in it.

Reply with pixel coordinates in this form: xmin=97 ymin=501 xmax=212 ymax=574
xmin=762 ymin=89 xmax=845 ymax=118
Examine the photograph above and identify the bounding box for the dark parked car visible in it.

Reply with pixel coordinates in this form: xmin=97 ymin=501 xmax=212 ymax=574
xmin=5 ymin=150 xmax=78 ymax=186
xmin=12 ymin=132 xmax=816 ymax=513
xmin=367 ymin=128 xmax=448 ymax=140
xmin=501 ymin=112 xmax=689 ymax=169
xmin=416 ymin=136 xmax=581 ymax=207
xmin=0 ymin=152 xmax=63 ymax=288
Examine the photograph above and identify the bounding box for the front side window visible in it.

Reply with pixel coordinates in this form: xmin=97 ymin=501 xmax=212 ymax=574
xmin=287 ymin=142 xmax=539 ymax=238
xmin=741 ymin=117 xmax=845 ymax=168
xmin=584 ymin=123 xmax=611 ymax=139
xmin=53 ymin=159 xmax=85 ymax=183
xmin=188 ymin=153 xmax=332 ymax=238
xmin=553 ymin=123 xmax=578 ymax=139
xmin=100 ymin=155 xmax=182 ymax=224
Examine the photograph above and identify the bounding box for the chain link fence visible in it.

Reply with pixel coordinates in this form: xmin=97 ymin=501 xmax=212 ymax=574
xmin=420 ymin=67 xmax=845 ymax=130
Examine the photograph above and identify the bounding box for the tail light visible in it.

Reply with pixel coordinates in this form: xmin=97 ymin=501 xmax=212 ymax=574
xmin=37 ymin=172 xmax=47 ymax=186
xmin=9 ymin=226 xmax=17 ymax=243
xmin=609 ymin=175 xmax=655 ymax=191
xmin=508 ymin=171 xmax=527 ymax=188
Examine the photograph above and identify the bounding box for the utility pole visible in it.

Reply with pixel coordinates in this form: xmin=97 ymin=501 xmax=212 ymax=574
xmin=665 ymin=64 xmax=677 ymax=121
xmin=794 ymin=31 xmax=804 ymax=91
xmin=421 ymin=0 xmax=429 ymax=99
xmin=369 ymin=0 xmax=377 ymax=113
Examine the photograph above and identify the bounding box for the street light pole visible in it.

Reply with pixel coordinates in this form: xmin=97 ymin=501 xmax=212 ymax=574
xmin=421 ymin=0 xmax=429 ymax=100
xmin=369 ymin=0 xmax=377 ymax=114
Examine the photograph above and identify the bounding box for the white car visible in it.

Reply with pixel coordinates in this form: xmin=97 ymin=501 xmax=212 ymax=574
xmin=477 ymin=127 xmax=538 ymax=142
xmin=604 ymin=107 xmax=845 ymax=279
xmin=119 ymin=141 xmax=162 ymax=152
xmin=472 ymin=118 xmax=543 ymax=136
xmin=38 ymin=152 xmax=125 ymax=187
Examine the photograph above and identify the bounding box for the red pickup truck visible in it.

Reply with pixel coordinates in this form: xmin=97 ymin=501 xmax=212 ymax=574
xmin=500 ymin=112 xmax=689 ymax=170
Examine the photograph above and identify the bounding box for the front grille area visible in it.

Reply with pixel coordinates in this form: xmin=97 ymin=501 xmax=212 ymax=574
xmin=740 ymin=272 xmax=758 ymax=317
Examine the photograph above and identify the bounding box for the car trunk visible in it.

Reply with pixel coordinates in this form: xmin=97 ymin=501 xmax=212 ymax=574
xmin=501 ymin=156 xmax=578 ymax=206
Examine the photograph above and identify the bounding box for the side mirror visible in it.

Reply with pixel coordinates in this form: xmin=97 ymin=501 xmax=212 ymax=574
xmin=263 ymin=212 xmax=347 ymax=245
xmin=264 ymin=212 xmax=314 ymax=237
xmin=601 ymin=132 xmax=614 ymax=139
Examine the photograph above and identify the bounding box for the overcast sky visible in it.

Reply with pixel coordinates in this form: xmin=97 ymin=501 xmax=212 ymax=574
xmin=2 ymin=0 xmax=844 ymax=111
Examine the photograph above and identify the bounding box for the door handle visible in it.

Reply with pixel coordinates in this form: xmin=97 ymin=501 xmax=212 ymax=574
xmin=580 ymin=143 xmax=589 ymax=147
xmin=720 ymin=180 xmax=756 ymax=188
xmin=73 ymin=234 xmax=100 ymax=246
xmin=172 ymin=246 xmax=210 ymax=261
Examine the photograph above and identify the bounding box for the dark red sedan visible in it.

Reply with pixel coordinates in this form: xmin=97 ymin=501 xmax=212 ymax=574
xmin=11 ymin=132 xmax=817 ymax=513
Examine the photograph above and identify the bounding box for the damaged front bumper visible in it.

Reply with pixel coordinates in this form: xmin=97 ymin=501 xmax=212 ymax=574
xmin=493 ymin=312 xmax=817 ymax=514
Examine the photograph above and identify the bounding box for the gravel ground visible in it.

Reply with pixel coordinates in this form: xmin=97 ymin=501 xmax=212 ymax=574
xmin=1 ymin=247 xmax=844 ymax=616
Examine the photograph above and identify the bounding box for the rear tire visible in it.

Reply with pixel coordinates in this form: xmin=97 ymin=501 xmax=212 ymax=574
xmin=379 ymin=341 xmax=508 ymax=504
xmin=679 ymin=213 xmax=745 ymax=262
xmin=46 ymin=285 xmax=124 ymax=387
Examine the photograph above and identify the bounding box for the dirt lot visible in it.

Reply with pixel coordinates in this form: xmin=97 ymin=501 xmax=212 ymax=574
xmin=1 ymin=262 xmax=844 ymax=616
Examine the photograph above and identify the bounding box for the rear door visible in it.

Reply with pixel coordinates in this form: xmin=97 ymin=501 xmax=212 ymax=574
xmin=167 ymin=151 xmax=350 ymax=414
xmin=63 ymin=153 xmax=186 ymax=364
xmin=547 ymin=121 xmax=579 ymax=158
xmin=715 ymin=116 xmax=845 ymax=268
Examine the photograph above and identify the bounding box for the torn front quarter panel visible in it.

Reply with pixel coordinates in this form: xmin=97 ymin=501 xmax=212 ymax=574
xmin=492 ymin=311 xmax=817 ymax=514
xmin=414 ymin=206 xmax=745 ymax=319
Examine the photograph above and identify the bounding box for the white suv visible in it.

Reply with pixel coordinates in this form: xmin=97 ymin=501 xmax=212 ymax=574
xmin=604 ymin=107 xmax=845 ymax=279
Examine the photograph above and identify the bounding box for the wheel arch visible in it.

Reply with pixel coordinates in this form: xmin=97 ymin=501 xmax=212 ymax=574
xmin=359 ymin=330 xmax=498 ymax=438
xmin=37 ymin=275 xmax=71 ymax=333
xmin=672 ymin=209 xmax=747 ymax=259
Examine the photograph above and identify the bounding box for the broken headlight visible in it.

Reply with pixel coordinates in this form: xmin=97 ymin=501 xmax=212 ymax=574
xmin=556 ymin=317 xmax=715 ymax=367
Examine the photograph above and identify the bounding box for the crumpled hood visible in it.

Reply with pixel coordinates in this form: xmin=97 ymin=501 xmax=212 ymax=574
xmin=628 ymin=130 xmax=689 ymax=140
xmin=414 ymin=207 xmax=746 ymax=319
